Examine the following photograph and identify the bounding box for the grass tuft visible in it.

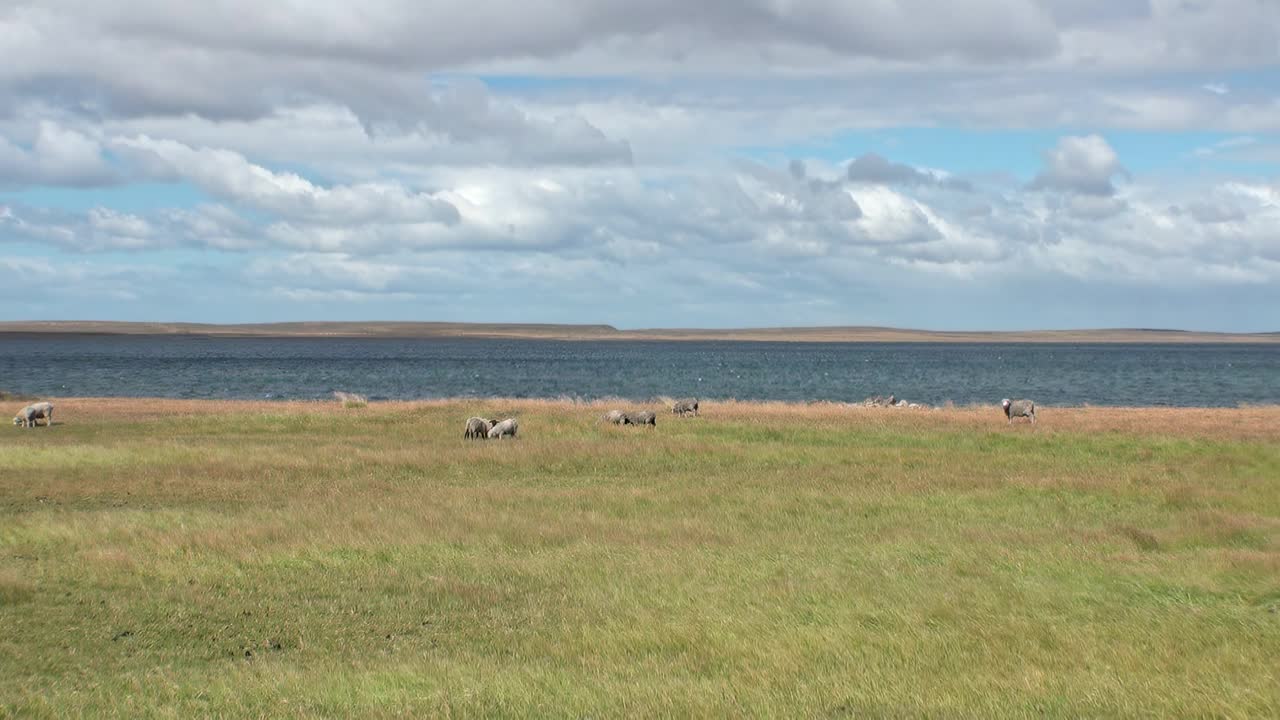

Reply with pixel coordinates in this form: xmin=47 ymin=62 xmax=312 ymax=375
xmin=332 ymin=391 xmax=368 ymax=408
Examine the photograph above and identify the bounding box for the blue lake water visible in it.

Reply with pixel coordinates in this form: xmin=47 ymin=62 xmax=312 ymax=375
xmin=0 ymin=335 xmax=1276 ymax=407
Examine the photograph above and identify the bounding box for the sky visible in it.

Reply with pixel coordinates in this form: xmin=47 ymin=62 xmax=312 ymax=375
xmin=1 ymin=1 xmax=1279 ymax=331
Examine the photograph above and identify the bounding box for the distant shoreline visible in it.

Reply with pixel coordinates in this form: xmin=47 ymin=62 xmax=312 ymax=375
xmin=1 ymin=321 xmax=1277 ymax=344
xmin=18 ymin=396 xmax=1280 ymax=412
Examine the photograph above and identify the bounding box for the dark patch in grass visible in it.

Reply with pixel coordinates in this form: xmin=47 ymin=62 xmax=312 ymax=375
xmin=0 ymin=580 xmax=36 ymax=605
xmin=1127 ymin=579 xmax=1238 ymax=608
xmin=1251 ymin=589 xmax=1280 ymax=609
xmin=827 ymin=699 xmax=916 ymax=718
xmin=1116 ymin=525 xmax=1162 ymax=551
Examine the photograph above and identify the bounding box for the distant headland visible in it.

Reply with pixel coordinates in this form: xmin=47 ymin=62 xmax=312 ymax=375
xmin=1 ymin=321 xmax=1277 ymax=343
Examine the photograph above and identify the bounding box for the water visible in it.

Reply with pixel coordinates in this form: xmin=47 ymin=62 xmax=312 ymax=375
xmin=0 ymin=335 xmax=1276 ymax=407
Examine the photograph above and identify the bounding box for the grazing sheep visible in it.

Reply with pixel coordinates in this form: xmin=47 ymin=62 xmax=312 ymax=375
xmin=464 ymin=416 xmax=494 ymax=439
xmin=13 ymin=401 xmax=53 ymax=428
xmin=488 ymin=417 xmax=519 ymax=439
xmin=671 ymin=398 xmax=699 ymax=417
xmin=632 ymin=410 xmax=656 ymax=427
xmin=1002 ymin=398 xmax=1036 ymax=424
xmin=604 ymin=410 xmax=632 ymax=425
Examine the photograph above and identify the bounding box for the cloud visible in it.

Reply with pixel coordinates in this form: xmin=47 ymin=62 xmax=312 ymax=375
xmin=1030 ymin=134 xmax=1127 ymax=196
xmin=2 ymin=1 xmax=1276 ymax=134
xmin=1191 ymin=135 xmax=1259 ymax=158
xmin=0 ymin=202 xmax=256 ymax=252
xmin=849 ymin=186 xmax=941 ymax=246
xmin=413 ymin=80 xmax=634 ymax=165
xmin=1180 ymin=200 xmax=1247 ymax=224
xmin=0 ymin=121 xmax=117 ymax=188
xmin=113 ymin=136 xmax=462 ymax=226
xmin=5 ymin=158 xmax=1280 ymax=330
xmin=3 ymin=3 xmax=1280 ymax=330
xmin=0 ymin=254 xmax=175 ymax=302
xmin=1152 ymin=0 xmax=1280 ymax=68
xmin=846 ymin=152 xmax=973 ymax=191
xmin=0 ymin=1 xmax=1043 ymax=131
xmin=17 ymin=0 xmax=1062 ymax=75
xmin=7 ymin=156 xmax=1279 ymax=286
xmin=245 ymin=253 xmax=460 ymax=294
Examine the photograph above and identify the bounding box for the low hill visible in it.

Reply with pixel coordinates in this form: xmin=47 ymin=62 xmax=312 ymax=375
xmin=0 ymin=320 xmax=1276 ymax=343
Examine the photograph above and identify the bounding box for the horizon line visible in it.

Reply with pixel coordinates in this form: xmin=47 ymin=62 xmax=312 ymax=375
xmin=1 ymin=320 xmax=1276 ymax=343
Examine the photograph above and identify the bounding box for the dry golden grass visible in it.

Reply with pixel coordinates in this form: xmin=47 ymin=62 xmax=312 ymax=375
xmin=2 ymin=398 xmax=1278 ymax=717
xmin=54 ymin=396 xmax=1280 ymax=441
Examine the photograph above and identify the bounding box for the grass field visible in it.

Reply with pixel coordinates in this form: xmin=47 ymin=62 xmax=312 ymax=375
xmin=2 ymin=399 xmax=1279 ymax=717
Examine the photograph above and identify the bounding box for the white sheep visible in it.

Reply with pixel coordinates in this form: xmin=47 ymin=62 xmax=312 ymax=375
xmin=464 ymin=416 xmax=494 ymax=439
xmin=487 ymin=417 xmax=519 ymax=439
xmin=13 ymin=401 xmax=53 ymax=428
xmin=1002 ymin=398 xmax=1036 ymax=424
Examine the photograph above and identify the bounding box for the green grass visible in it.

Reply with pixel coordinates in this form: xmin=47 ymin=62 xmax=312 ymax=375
xmin=2 ymin=401 xmax=1278 ymax=718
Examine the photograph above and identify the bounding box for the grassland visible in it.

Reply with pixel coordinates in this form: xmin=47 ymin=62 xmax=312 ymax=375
xmin=3 ymin=320 xmax=1277 ymax=343
xmin=2 ymin=399 xmax=1279 ymax=717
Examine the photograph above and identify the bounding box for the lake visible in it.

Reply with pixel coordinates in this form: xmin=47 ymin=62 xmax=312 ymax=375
xmin=1 ymin=335 xmax=1276 ymax=407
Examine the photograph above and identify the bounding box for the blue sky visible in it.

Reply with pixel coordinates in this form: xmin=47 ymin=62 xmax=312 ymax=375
xmin=2 ymin=1 xmax=1279 ymax=331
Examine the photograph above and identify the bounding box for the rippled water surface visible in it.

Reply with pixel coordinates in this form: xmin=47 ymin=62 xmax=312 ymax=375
xmin=1 ymin=335 xmax=1276 ymax=407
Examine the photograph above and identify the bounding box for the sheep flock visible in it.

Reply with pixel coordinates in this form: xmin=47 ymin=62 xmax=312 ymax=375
xmin=10 ymin=395 xmax=1043 ymax=437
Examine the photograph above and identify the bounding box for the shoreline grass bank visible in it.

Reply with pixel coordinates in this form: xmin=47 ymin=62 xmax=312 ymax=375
xmin=3 ymin=399 xmax=1278 ymax=716
xmin=18 ymin=396 xmax=1280 ymax=440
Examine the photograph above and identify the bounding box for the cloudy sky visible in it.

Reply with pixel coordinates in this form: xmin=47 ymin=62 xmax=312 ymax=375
xmin=2 ymin=1 xmax=1278 ymax=331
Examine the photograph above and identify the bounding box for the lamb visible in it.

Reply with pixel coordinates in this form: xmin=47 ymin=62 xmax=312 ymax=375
xmin=632 ymin=410 xmax=656 ymax=427
xmin=604 ymin=410 xmax=632 ymax=425
xmin=1002 ymin=398 xmax=1036 ymax=424
xmin=671 ymin=398 xmax=699 ymax=417
xmin=13 ymin=401 xmax=53 ymax=428
xmin=464 ymin=416 xmax=494 ymax=439
xmin=487 ymin=417 xmax=519 ymax=439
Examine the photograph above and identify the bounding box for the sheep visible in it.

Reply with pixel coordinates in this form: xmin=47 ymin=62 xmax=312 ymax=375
xmin=671 ymin=398 xmax=699 ymax=417
xmin=604 ymin=410 xmax=632 ymax=425
xmin=13 ymin=401 xmax=53 ymax=428
xmin=488 ymin=417 xmax=519 ymax=439
xmin=464 ymin=416 xmax=494 ymax=439
xmin=632 ymin=410 xmax=656 ymax=427
xmin=1002 ymin=398 xmax=1036 ymax=425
